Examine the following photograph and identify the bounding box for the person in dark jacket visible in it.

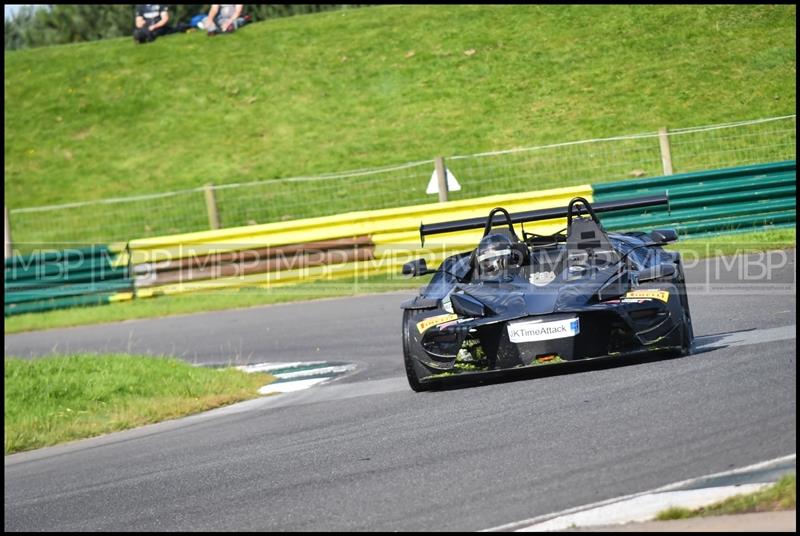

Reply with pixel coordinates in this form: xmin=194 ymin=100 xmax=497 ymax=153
xmin=133 ymin=4 xmax=171 ymax=44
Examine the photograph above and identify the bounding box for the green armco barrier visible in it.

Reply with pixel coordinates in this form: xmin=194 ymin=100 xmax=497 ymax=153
xmin=4 ymin=267 xmax=130 ymax=292
xmin=4 ymin=243 xmax=133 ymax=316
xmin=592 ymin=160 xmax=796 ymax=195
xmin=5 ymin=280 xmax=135 ymax=305
xmin=5 ymin=254 xmax=122 ymax=281
xmin=601 ymin=198 xmax=795 ymax=227
xmin=598 ymin=178 xmax=795 ymax=219
xmin=593 ymin=160 xmax=796 ymax=236
xmin=3 ymin=244 xmax=113 ymax=269
xmin=4 ymin=292 xmax=116 ymax=317
xmin=602 ymin=209 xmax=796 ymax=234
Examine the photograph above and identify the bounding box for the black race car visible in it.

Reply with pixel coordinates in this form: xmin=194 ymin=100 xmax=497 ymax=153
xmin=401 ymin=195 xmax=693 ymax=391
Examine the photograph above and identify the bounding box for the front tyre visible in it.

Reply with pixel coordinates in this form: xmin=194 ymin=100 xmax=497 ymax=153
xmin=402 ymin=309 xmax=434 ymax=392
xmin=674 ymin=257 xmax=694 ymax=356
xmin=653 ymin=252 xmax=694 ymax=357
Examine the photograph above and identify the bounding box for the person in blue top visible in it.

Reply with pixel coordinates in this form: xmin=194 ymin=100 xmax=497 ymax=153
xmin=133 ymin=4 xmax=171 ymax=44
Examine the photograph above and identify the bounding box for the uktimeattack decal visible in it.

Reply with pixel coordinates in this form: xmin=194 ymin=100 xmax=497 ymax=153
xmin=507 ymin=316 xmax=580 ymax=343
xmin=416 ymin=313 xmax=459 ymax=334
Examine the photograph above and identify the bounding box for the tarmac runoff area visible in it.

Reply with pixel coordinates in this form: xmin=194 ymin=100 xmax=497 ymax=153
xmin=484 ymin=454 xmax=796 ymax=532
xmin=236 ymin=360 xmax=795 ymax=532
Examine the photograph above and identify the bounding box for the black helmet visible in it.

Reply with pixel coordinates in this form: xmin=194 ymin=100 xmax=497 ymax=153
xmin=476 ymin=233 xmax=516 ymax=281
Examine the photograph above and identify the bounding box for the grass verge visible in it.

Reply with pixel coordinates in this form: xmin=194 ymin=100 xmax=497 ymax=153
xmin=664 ymin=227 xmax=796 ymax=259
xmin=3 ymin=227 xmax=794 ymax=334
xmin=4 ymin=353 xmax=274 ymax=455
xmin=655 ymin=474 xmax=796 ymax=520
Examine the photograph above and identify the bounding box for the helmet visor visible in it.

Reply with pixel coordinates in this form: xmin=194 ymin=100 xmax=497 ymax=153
xmin=477 ymin=248 xmax=511 ymax=277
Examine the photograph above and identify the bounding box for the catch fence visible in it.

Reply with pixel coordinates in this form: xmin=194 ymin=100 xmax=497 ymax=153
xmin=7 ymin=114 xmax=796 ymax=252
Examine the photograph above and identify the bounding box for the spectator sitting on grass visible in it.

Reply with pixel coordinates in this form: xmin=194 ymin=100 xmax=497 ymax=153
xmin=133 ymin=4 xmax=172 ymax=44
xmin=203 ymin=5 xmax=248 ymax=35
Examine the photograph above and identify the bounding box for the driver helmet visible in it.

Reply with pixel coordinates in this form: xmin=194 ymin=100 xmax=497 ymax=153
xmin=476 ymin=233 xmax=515 ymax=281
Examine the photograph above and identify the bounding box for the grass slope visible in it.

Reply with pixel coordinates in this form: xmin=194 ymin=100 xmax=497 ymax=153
xmin=5 ymin=5 xmax=796 ymax=209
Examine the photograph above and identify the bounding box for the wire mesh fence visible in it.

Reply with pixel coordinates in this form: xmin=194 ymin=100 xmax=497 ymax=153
xmin=212 ymin=160 xmax=435 ymax=229
xmin=9 ymin=189 xmax=210 ymax=251
xmin=7 ymin=115 xmax=796 ymax=252
xmin=445 ymin=135 xmax=665 ymax=202
xmin=667 ymin=116 xmax=797 ymax=171
xmin=445 ymin=115 xmax=796 ymax=202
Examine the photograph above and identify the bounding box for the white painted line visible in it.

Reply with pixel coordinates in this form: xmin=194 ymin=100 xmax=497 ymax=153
xmin=483 ymin=453 xmax=796 ymax=532
xmin=258 ymin=377 xmax=331 ymax=394
xmin=238 ymin=361 xmax=358 ymax=395
xmin=517 ymin=484 xmax=768 ymax=531
xmin=274 ymin=365 xmax=356 ymax=380
xmin=237 ymin=362 xmax=329 ymax=373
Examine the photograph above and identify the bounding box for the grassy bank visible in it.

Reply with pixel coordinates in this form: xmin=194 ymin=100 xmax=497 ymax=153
xmin=4 ymin=228 xmax=794 ymax=334
xmin=4 ymin=354 xmax=274 ymax=455
xmin=656 ymin=474 xmax=796 ymax=520
xmin=7 ymin=5 xmax=794 ymax=206
xmin=4 ymin=5 xmax=795 ymax=244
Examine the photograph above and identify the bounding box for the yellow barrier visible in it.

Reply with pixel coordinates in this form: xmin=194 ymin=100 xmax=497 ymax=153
xmin=128 ymin=185 xmax=592 ymax=299
xmin=121 ymin=185 xmax=592 ymax=267
xmin=108 ymin=291 xmax=135 ymax=303
xmin=135 ymin=250 xmax=454 ymax=298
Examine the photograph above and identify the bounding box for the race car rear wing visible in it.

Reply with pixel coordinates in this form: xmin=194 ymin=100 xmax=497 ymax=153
xmin=419 ymin=193 xmax=669 ymax=245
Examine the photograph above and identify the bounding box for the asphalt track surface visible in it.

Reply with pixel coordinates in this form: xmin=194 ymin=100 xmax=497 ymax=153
xmin=4 ymin=251 xmax=797 ymax=531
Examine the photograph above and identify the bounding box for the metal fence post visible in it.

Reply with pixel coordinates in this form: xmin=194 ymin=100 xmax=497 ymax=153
xmin=435 ymin=156 xmax=449 ymax=203
xmin=4 ymin=205 xmax=12 ymax=259
xmin=659 ymin=127 xmax=674 ymax=175
xmin=204 ymin=184 xmax=221 ymax=230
